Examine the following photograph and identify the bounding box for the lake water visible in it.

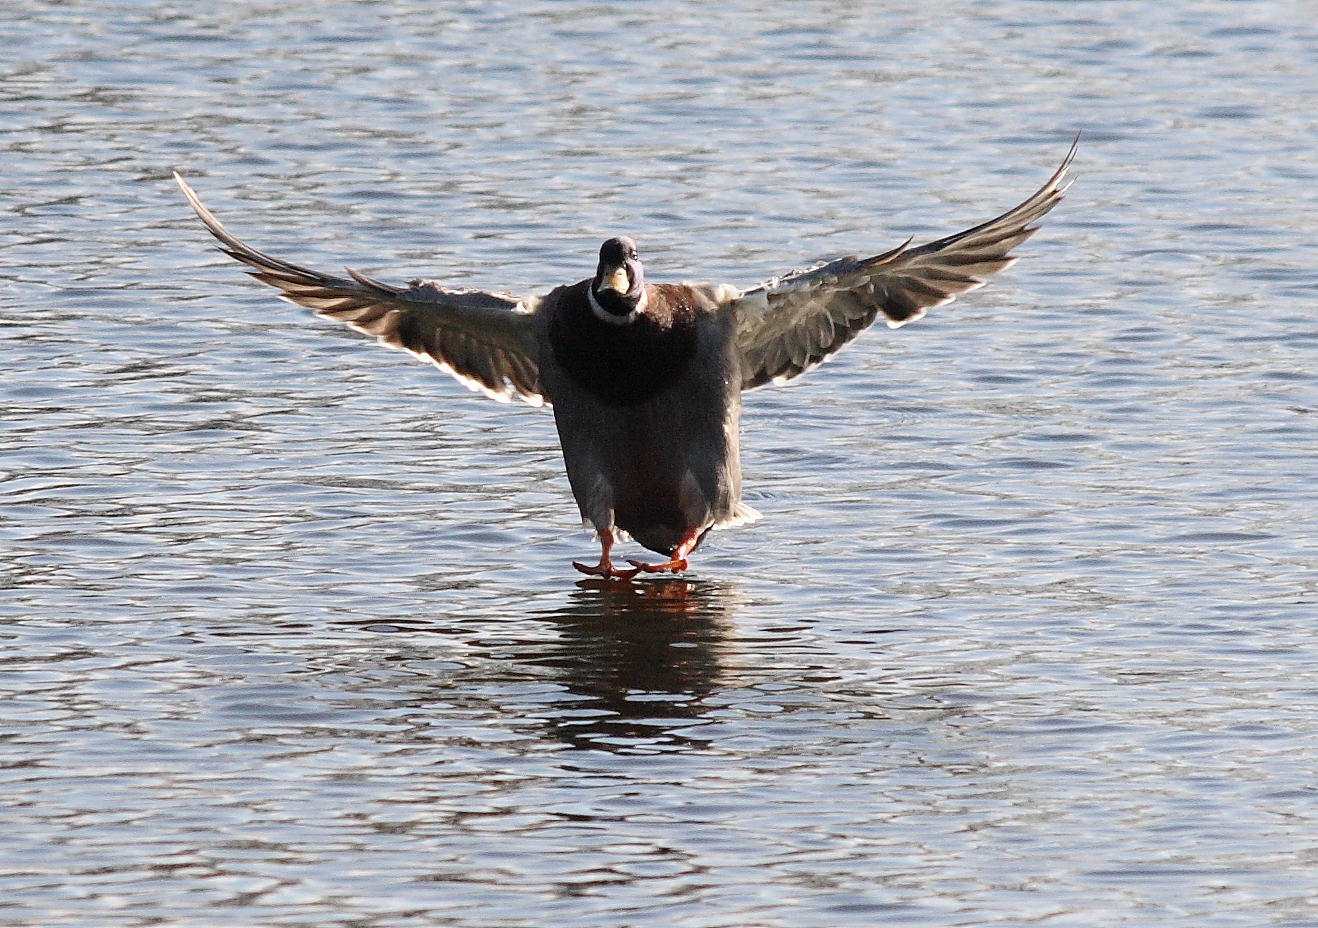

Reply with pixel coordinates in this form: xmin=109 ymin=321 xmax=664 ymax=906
xmin=3 ymin=1 xmax=1317 ymax=925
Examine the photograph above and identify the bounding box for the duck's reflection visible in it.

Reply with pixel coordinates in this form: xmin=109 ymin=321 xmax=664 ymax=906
xmin=525 ymin=577 xmax=739 ymax=751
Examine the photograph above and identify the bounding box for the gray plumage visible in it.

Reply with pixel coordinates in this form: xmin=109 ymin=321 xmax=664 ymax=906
xmin=175 ymin=139 xmax=1074 ymax=578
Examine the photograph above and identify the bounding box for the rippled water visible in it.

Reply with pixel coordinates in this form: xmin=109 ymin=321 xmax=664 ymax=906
xmin=4 ymin=1 xmax=1318 ymax=925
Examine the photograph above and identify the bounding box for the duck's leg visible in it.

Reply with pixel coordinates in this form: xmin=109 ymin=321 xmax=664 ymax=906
xmin=626 ymin=528 xmax=702 ymax=575
xmin=573 ymin=528 xmax=640 ymax=580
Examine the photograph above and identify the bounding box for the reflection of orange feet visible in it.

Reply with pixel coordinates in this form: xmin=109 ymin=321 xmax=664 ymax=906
xmin=572 ymin=529 xmax=640 ymax=581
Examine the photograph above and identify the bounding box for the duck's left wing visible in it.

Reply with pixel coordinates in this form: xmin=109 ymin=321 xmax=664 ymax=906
xmin=731 ymin=140 xmax=1076 ymax=390
xmin=175 ymin=174 xmax=545 ymax=406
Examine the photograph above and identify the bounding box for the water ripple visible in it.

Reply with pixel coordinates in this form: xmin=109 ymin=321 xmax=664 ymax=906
xmin=4 ymin=0 xmax=1318 ymax=926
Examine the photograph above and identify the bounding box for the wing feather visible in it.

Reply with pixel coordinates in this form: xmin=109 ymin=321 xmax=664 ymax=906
xmin=733 ymin=139 xmax=1076 ymax=389
xmin=175 ymin=174 xmax=545 ymax=406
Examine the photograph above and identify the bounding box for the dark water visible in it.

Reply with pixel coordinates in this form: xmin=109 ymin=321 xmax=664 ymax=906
xmin=4 ymin=1 xmax=1318 ymax=925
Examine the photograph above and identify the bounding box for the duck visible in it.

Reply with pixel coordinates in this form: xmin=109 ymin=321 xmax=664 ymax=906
xmin=175 ymin=140 xmax=1074 ymax=580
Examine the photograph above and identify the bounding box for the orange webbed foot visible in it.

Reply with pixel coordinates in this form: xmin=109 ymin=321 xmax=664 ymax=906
xmin=573 ymin=558 xmax=641 ymax=581
xmin=623 ymin=527 xmax=701 ymax=576
xmin=573 ymin=528 xmax=640 ymax=581
xmin=624 ymin=556 xmax=690 ymax=575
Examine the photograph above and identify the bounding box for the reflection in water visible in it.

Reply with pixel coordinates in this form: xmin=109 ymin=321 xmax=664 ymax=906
xmin=529 ymin=579 xmax=740 ymax=751
xmin=334 ymin=578 xmax=742 ymax=752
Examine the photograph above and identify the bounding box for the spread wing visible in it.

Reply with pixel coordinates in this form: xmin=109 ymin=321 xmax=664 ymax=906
xmin=175 ymin=174 xmax=545 ymax=406
xmin=732 ymin=139 xmax=1076 ymax=390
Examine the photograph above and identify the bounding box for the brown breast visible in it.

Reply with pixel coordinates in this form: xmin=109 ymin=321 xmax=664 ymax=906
xmin=545 ymin=282 xmax=702 ymax=407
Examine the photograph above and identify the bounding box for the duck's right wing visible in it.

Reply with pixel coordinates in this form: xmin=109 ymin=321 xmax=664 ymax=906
xmin=176 ymin=174 xmax=546 ymax=406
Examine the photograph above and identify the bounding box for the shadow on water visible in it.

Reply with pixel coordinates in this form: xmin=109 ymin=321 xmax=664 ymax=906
xmin=524 ymin=578 xmax=741 ymax=751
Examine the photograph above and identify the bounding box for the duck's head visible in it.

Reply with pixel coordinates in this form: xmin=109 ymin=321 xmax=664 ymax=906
xmin=589 ymin=236 xmax=648 ymax=323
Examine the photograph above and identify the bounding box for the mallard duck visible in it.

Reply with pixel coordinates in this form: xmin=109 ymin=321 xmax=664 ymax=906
xmin=176 ymin=141 xmax=1074 ymax=580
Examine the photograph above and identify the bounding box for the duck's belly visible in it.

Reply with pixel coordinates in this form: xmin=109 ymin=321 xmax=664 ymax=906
xmin=552 ymin=382 xmax=742 ymax=556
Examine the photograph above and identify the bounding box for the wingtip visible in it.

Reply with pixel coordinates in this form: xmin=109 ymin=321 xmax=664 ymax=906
xmin=1057 ymin=131 xmax=1081 ymax=178
xmin=171 ymin=172 xmax=257 ymax=261
xmin=173 ymin=170 xmax=210 ymax=218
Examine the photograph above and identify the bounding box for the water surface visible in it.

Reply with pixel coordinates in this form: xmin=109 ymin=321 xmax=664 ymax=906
xmin=3 ymin=1 xmax=1317 ymax=925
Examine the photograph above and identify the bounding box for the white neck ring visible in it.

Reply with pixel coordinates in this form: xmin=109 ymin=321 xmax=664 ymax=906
xmin=588 ymin=286 xmax=646 ymax=325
